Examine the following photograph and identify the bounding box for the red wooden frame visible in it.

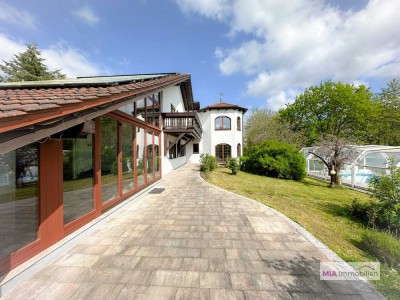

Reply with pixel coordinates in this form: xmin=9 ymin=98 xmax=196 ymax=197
xmin=1 ymin=107 xmax=163 ymax=276
xmin=215 ymin=116 xmax=231 ymax=130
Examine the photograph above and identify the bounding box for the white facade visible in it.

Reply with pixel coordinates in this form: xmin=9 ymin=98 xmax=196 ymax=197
xmin=160 ymin=86 xmax=246 ymax=172
xmin=186 ymin=105 xmax=245 ymax=164
xmin=160 ymin=86 xmax=195 ymax=175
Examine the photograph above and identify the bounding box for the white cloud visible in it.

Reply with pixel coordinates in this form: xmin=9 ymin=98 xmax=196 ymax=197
xmin=0 ymin=33 xmax=25 ymax=62
xmin=175 ymin=0 xmax=231 ymax=21
xmin=42 ymin=43 xmax=102 ymax=77
xmin=0 ymin=2 xmax=37 ymax=29
xmin=0 ymin=34 xmax=103 ymax=78
xmin=176 ymin=0 xmax=400 ymax=110
xmin=73 ymin=5 xmax=100 ymax=26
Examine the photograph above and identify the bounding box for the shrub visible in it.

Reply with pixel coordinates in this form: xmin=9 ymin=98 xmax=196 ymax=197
xmin=200 ymin=154 xmax=218 ymax=173
xmin=366 ymin=158 xmax=400 ymax=234
xmin=351 ymin=199 xmax=400 ymax=235
xmin=239 ymin=156 xmax=248 ymax=171
xmin=241 ymin=140 xmax=306 ymax=181
xmin=227 ymin=157 xmax=240 ymax=175
xmin=368 ymin=158 xmax=400 ymax=207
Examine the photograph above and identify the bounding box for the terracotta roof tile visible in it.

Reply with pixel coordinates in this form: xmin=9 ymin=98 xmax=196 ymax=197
xmin=0 ymin=110 xmax=27 ymax=118
xmin=199 ymin=101 xmax=248 ymax=113
xmin=0 ymin=73 xmax=190 ymax=122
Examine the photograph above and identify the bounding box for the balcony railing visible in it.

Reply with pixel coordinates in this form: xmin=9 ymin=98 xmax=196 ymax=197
xmin=162 ymin=112 xmax=202 ymax=140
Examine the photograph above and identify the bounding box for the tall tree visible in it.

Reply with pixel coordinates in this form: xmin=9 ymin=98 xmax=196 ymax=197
xmin=377 ymin=79 xmax=400 ymax=145
xmin=279 ymin=81 xmax=373 ymax=146
xmin=245 ymin=109 xmax=304 ymax=147
xmin=0 ymin=43 xmax=65 ymax=82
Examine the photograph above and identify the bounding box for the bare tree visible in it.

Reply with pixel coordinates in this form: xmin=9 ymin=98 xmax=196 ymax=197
xmin=309 ymin=135 xmax=355 ymax=187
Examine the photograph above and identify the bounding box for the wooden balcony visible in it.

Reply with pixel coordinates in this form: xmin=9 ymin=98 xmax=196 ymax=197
xmin=162 ymin=112 xmax=202 ymax=140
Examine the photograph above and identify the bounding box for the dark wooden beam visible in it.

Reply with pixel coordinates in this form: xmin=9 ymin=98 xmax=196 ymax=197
xmin=179 ymin=137 xmax=193 ymax=152
xmin=166 ymin=133 xmax=185 ymax=152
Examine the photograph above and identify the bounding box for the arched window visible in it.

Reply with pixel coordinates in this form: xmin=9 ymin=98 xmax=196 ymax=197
xmin=237 ymin=117 xmax=241 ymax=131
xmin=237 ymin=143 xmax=241 ymax=157
xmin=215 ymin=116 xmax=231 ymax=130
xmin=215 ymin=144 xmax=231 ymax=163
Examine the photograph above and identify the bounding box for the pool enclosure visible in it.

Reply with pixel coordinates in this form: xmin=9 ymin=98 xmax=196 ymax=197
xmin=301 ymin=145 xmax=400 ymax=189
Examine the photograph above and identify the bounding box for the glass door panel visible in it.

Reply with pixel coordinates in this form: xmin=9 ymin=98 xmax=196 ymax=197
xmin=62 ymin=135 xmax=94 ymax=224
xmin=100 ymin=117 xmax=119 ymax=203
xmin=146 ymin=131 xmax=154 ymax=181
xmin=0 ymin=144 xmax=39 ymax=262
xmin=136 ymin=126 xmax=145 ymax=188
xmin=155 ymin=134 xmax=160 ymax=177
xmin=122 ymin=123 xmax=134 ymax=194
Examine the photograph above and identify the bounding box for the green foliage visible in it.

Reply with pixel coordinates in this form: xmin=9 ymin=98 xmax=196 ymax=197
xmin=200 ymin=153 xmax=218 ymax=173
xmin=279 ymin=81 xmax=373 ymax=145
xmin=226 ymin=157 xmax=240 ymax=175
xmin=0 ymin=43 xmax=65 ymax=82
xmin=245 ymin=109 xmax=304 ymax=147
xmin=360 ymin=230 xmax=400 ymax=268
xmin=365 ymin=78 xmax=400 ymax=146
xmin=369 ymin=158 xmax=400 ymax=209
xmin=351 ymin=200 xmax=400 ymax=236
xmin=137 ymin=159 xmax=144 ymax=175
xmin=242 ymin=140 xmax=306 ymax=181
xmin=101 ymin=147 xmax=116 ymax=174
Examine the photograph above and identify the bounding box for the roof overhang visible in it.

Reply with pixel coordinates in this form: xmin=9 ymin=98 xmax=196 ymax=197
xmin=0 ymin=74 xmax=192 ymax=154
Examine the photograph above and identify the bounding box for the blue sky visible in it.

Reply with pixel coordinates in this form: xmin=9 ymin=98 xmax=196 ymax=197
xmin=0 ymin=0 xmax=399 ymax=110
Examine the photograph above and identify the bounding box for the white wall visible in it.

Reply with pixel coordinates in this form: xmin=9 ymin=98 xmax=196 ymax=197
xmin=162 ymin=156 xmax=187 ymax=175
xmin=197 ymin=109 xmax=244 ymax=159
xmin=162 ymin=86 xmax=185 ymax=113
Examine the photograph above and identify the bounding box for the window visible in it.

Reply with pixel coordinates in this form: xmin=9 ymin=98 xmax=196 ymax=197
xmin=0 ymin=143 xmax=39 ymax=262
xmin=193 ymin=143 xmax=199 ymax=154
xmin=63 ymin=134 xmax=94 ymax=224
xmin=215 ymin=144 xmax=231 ymax=163
xmin=237 ymin=143 xmax=241 ymax=157
xmin=215 ymin=116 xmax=231 ymax=130
xmin=100 ymin=117 xmax=119 ymax=203
xmin=237 ymin=117 xmax=241 ymax=131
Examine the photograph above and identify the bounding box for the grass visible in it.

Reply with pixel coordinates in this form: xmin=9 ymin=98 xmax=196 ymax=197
xmin=205 ymin=168 xmax=400 ymax=300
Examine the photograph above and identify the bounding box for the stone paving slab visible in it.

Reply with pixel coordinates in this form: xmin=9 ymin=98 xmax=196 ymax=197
xmin=2 ymin=164 xmax=385 ymax=299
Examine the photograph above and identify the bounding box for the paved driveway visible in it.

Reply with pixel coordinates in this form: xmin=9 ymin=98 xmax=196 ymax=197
xmin=3 ymin=164 xmax=384 ymax=299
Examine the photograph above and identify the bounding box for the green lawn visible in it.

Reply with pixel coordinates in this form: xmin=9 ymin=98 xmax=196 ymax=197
xmin=205 ymin=168 xmax=400 ymax=299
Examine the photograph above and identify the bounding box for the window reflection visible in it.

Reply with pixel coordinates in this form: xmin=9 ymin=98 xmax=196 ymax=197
xmin=63 ymin=134 xmax=94 ymax=224
xmin=0 ymin=144 xmax=38 ymax=261
xmin=155 ymin=134 xmax=160 ymax=177
xmin=122 ymin=123 xmax=134 ymax=194
xmin=146 ymin=131 xmax=154 ymax=181
xmin=136 ymin=126 xmax=145 ymax=187
xmin=100 ymin=117 xmax=119 ymax=203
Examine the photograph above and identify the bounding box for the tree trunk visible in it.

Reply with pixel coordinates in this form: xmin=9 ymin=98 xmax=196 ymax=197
xmin=329 ymin=173 xmax=341 ymax=187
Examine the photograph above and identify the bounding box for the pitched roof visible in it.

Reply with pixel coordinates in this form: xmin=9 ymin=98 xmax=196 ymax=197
xmin=198 ymin=101 xmax=247 ymax=113
xmin=0 ymin=73 xmax=192 ymax=133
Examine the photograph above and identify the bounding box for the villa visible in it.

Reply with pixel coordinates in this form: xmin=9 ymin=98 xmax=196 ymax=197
xmin=0 ymin=73 xmax=246 ymax=276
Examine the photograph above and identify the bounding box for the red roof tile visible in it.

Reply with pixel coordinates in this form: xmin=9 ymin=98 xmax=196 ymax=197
xmin=199 ymin=101 xmax=247 ymax=113
xmin=0 ymin=74 xmax=190 ymax=122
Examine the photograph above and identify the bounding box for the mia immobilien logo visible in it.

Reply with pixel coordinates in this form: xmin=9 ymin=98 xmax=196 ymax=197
xmin=320 ymin=262 xmax=380 ymax=280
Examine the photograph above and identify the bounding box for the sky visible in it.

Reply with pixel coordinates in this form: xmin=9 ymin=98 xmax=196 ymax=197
xmin=0 ymin=0 xmax=399 ymax=111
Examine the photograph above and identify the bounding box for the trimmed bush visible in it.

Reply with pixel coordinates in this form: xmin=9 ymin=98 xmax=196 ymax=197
xmin=200 ymin=154 xmax=218 ymax=173
xmin=227 ymin=157 xmax=240 ymax=175
xmin=242 ymin=140 xmax=306 ymax=181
